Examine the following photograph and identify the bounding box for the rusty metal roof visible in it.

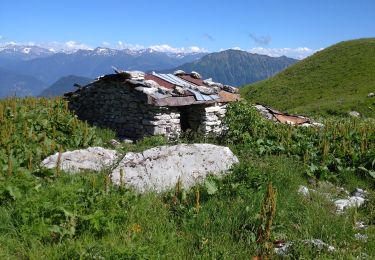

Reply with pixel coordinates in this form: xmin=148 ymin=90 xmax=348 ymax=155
xmin=144 ymin=74 xmax=175 ymax=89
xmin=217 ymin=91 xmax=242 ymax=102
xmin=65 ymin=70 xmax=240 ymax=107
xmin=179 ymin=74 xmax=205 ymax=86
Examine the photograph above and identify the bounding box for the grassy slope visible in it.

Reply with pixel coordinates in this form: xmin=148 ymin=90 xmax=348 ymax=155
xmin=1 ymin=155 xmax=373 ymax=259
xmin=0 ymin=98 xmax=374 ymax=258
xmin=241 ymin=38 xmax=375 ymax=117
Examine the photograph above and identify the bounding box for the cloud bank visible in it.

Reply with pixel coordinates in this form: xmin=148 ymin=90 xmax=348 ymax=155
xmin=0 ymin=39 xmax=320 ymax=58
xmin=248 ymin=47 xmax=321 ymax=59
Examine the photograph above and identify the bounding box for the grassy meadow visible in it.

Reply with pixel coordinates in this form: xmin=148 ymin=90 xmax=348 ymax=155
xmin=0 ymin=97 xmax=374 ymax=259
xmin=241 ymin=38 xmax=375 ymax=118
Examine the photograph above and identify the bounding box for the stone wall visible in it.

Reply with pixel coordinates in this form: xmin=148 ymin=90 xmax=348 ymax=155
xmin=66 ymin=81 xmax=181 ymax=139
xmin=184 ymin=104 xmax=228 ymax=136
xmin=66 ymin=80 xmax=228 ymax=139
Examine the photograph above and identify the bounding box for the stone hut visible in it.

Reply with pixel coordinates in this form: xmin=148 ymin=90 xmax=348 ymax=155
xmin=64 ymin=70 xmax=240 ymax=139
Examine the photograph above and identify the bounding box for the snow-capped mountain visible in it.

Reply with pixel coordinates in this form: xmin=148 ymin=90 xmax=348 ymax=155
xmin=0 ymin=44 xmax=206 ymax=60
xmin=0 ymin=44 xmax=55 ymax=60
xmin=0 ymin=44 xmax=207 ymax=97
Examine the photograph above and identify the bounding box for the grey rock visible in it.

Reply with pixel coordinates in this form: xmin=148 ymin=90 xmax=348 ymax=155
xmin=174 ymin=70 xmax=186 ymax=76
xmin=354 ymin=233 xmax=368 ymax=241
xmin=144 ymin=79 xmax=160 ymax=88
xmin=349 ymin=111 xmax=360 ymax=117
xmin=355 ymin=221 xmax=367 ymax=230
xmin=190 ymin=71 xmax=202 ymax=79
xmin=334 ymin=196 xmax=365 ymax=212
xmin=275 ymin=239 xmax=335 ymax=256
xmin=111 ymin=144 xmax=239 ymax=193
xmin=124 ymin=70 xmax=145 ymax=80
xmin=367 ymin=92 xmax=374 ymax=97
xmin=109 ymin=139 xmax=121 ymax=148
xmin=298 ymin=185 xmax=310 ymax=196
xmin=41 ymin=147 xmax=118 ymax=173
xmin=353 ymin=188 xmax=367 ymax=198
xmin=122 ymin=138 xmax=134 ymax=144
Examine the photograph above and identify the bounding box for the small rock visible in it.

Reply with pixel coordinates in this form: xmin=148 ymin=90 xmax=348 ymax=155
xmin=274 ymin=239 xmax=335 ymax=256
xmin=349 ymin=196 xmax=366 ymax=207
xmin=355 ymin=221 xmax=367 ymax=230
xmin=109 ymin=139 xmax=121 ymax=148
xmin=298 ymin=185 xmax=310 ymax=196
xmin=353 ymin=188 xmax=367 ymax=198
xmin=354 ymin=233 xmax=368 ymax=241
xmin=304 ymin=239 xmax=335 ymax=252
xmin=122 ymin=138 xmax=134 ymax=144
xmin=349 ymin=111 xmax=360 ymax=117
xmin=367 ymin=92 xmax=374 ymax=98
xmin=334 ymin=196 xmax=365 ymax=212
xmin=190 ymin=71 xmax=202 ymax=79
xmin=274 ymin=241 xmax=293 ymax=256
xmin=174 ymin=70 xmax=186 ymax=76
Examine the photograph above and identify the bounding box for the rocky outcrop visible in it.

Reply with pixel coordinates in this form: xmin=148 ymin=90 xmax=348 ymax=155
xmin=111 ymin=143 xmax=239 ymax=193
xmin=298 ymin=185 xmax=367 ymax=213
xmin=41 ymin=147 xmax=118 ymax=173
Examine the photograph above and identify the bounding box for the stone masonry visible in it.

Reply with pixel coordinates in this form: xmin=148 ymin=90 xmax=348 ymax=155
xmin=67 ymin=79 xmax=229 ymax=139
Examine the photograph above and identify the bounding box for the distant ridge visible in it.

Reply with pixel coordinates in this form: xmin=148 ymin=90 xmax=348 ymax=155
xmin=162 ymin=49 xmax=297 ymax=86
xmin=39 ymin=75 xmax=92 ymax=97
xmin=0 ymin=67 xmax=47 ymax=98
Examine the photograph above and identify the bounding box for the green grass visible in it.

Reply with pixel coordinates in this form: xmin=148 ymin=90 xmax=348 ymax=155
xmin=0 ymin=97 xmax=374 ymax=259
xmin=1 ymin=155 xmax=373 ymax=259
xmin=241 ymin=38 xmax=375 ymax=118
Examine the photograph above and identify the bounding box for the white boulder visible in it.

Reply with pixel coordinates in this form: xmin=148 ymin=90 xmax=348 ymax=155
xmin=111 ymin=143 xmax=239 ymax=193
xmin=41 ymin=147 xmax=118 ymax=173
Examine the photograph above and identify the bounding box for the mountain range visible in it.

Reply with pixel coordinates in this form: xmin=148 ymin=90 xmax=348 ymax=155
xmin=0 ymin=44 xmax=297 ymax=97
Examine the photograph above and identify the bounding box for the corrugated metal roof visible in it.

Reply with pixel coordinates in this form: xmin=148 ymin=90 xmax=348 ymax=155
xmin=152 ymin=72 xmax=191 ymax=88
xmin=152 ymin=72 xmax=221 ymax=102
xmin=65 ymin=70 xmax=241 ymax=107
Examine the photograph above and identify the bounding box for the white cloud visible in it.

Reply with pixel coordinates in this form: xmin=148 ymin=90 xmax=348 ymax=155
xmin=22 ymin=41 xmax=93 ymax=52
xmin=0 ymin=40 xmax=208 ymax=54
xmin=248 ymin=47 xmax=321 ymax=59
xmin=149 ymin=44 xmax=207 ymax=53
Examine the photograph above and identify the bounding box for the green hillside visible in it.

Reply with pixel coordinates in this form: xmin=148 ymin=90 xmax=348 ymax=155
xmin=241 ymin=38 xmax=375 ymax=117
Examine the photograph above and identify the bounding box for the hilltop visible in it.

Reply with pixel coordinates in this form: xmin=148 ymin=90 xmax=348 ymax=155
xmin=241 ymin=38 xmax=375 ymax=117
xmin=39 ymin=75 xmax=92 ymax=97
xmin=164 ymin=49 xmax=297 ymax=86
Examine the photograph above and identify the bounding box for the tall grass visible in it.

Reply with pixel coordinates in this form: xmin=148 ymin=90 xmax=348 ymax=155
xmin=0 ymin=97 xmax=113 ymax=176
xmin=0 ymin=97 xmax=374 ymax=258
xmin=224 ymin=101 xmax=375 ymax=184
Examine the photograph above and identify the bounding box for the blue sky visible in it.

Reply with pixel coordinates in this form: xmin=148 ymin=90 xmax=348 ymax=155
xmin=1 ymin=0 xmax=374 ymax=58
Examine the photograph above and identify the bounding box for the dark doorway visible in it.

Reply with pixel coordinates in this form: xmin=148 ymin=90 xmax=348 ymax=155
xmin=179 ymin=107 xmax=191 ymax=131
